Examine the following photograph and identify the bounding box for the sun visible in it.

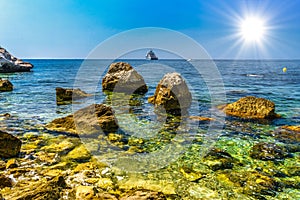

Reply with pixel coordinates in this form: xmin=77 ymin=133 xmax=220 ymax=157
xmin=239 ymin=17 xmax=266 ymax=42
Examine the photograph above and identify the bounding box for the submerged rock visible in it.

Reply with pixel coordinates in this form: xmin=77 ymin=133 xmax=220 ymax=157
xmin=222 ymin=96 xmax=280 ymax=120
xmin=102 ymin=62 xmax=148 ymax=94
xmin=0 ymin=47 xmax=33 ymax=72
xmin=0 ymin=79 xmax=13 ymax=91
xmin=120 ymin=189 xmax=167 ymax=200
xmin=203 ymin=148 xmax=235 ymax=171
xmin=274 ymin=125 xmax=300 ymax=143
xmin=46 ymin=104 xmax=118 ymax=135
xmin=250 ymin=142 xmax=289 ymax=161
xmin=148 ymin=72 xmax=192 ymax=116
xmin=56 ymin=87 xmax=92 ymax=105
xmin=0 ymin=131 xmax=21 ymax=158
xmin=219 ymin=170 xmax=281 ymax=197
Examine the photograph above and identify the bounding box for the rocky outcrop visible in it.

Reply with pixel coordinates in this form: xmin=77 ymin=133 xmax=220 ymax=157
xmin=56 ymin=87 xmax=92 ymax=105
xmin=0 ymin=47 xmax=33 ymax=72
xmin=102 ymin=62 xmax=148 ymax=94
xmin=0 ymin=131 xmax=21 ymax=158
xmin=46 ymin=104 xmax=118 ymax=136
xmin=0 ymin=78 xmax=13 ymax=91
xmin=221 ymin=96 xmax=280 ymax=119
xmin=148 ymin=72 xmax=192 ymax=116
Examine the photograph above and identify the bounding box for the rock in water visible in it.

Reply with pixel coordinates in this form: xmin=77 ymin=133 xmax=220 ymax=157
xmin=222 ymin=96 xmax=280 ymax=119
xmin=250 ymin=142 xmax=289 ymax=161
xmin=0 ymin=47 xmax=33 ymax=72
xmin=46 ymin=104 xmax=118 ymax=136
xmin=148 ymin=72 xmax=192 ymax=116
xmin=102 ymin=62 xmax=148 ymax=94
xmin=274 ymin=125 xmax=300 ymax=143
xmin=0 ymin=131 xmax=21 ymax=158
xmin=0 ymin=79 xmax=13 ymax=91
xmin=56 ymin=87 xmax=92 ymax=105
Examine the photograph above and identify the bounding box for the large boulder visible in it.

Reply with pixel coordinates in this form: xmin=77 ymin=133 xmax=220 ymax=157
xmin=56 ymin=87 xmax=92 ymax=105
xmin=148 ymin=72 xmax=192 ymax=116
xmin=222 ymin=96 xmax=280 ymax=119
xmin=0 ymin=131 xmax=21 ymax=158
xmin=102 ymin=62 xmax=148 ymax=94
xmin=0 ymin=47 xmax=33 ymax=72
xmin=46 ymin=104 xmax=119 ymax=136
xmin=0 ymin=79 xmax=13 ymax=91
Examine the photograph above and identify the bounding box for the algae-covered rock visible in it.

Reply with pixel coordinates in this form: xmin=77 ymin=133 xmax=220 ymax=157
xmin=56 ymin=87 xmax=92 ymax=105
xmin=0 ymin=130 xmax=21 ymax=158
xmin=6 ymin=158 xmax=19 ymax=169
xmin=2 ymin=175 xmax=66 ymax=199
xmin=148 ymin=72 xmax=192 ymax=116
xmin=46 ymin=104 xmax=119 ymax=136
xmin=64 ymin=144 xmax=91 ymax=162
xmin=75 ymin=185 xmax=95 ymax=200
xmin=204 ymin=148 xmax=235 ymax=171
xmin=120 ymin=189 xmax=167 ymax=200
xmin=220 ymin=171 xmax=280 ymax=197
xmin=0 ymin=79 xmax=13 ymax=91
xmin=102 ymin=62 xmax=148 ymax=94
xmin=222 ymin=96 xmax=280 ymax=119
xmin=250 ymin=142 xmax=290 ymax=161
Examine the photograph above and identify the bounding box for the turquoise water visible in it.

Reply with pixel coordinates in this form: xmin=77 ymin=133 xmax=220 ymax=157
xmin=0 ymin=59 xmax=299 ymax=131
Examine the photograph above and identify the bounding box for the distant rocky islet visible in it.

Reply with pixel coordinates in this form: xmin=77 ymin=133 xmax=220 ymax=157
xmin=0 ymin=47 xmax=33 ymax=73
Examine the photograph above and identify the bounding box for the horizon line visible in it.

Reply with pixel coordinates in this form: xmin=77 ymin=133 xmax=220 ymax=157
xmin=22 ymin=58 xmax=300 ymax=61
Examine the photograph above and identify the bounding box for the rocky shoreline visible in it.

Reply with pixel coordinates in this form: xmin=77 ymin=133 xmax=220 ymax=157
xmin=0 ymin=47 xmax=33 ymax=73
xmin=0 ymin=61 xmax=299 ymax=199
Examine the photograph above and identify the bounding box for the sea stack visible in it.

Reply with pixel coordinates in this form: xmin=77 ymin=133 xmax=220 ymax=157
xmin=102 ymin=62 xmax=148 ymax=94
xmin=148 ymin=72 xmax=192 ymax=116
xmin=0 ymin=46 xmax=33 ymax=72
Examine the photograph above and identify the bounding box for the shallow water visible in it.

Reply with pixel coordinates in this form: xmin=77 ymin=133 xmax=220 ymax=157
xmin=0 ymin=59 xmax=299 ymax=199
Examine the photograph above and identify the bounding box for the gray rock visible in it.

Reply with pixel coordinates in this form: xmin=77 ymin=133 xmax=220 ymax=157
xmin=0 ymin=47 xmax=33 ymax=72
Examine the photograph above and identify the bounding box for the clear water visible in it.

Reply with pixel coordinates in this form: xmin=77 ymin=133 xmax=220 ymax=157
xmin=0 ymin=59 xmax=299 ymax=130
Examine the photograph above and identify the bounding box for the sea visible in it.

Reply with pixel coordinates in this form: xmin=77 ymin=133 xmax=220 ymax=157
xmin=0 ymin=59 xmax=299 ymax=131
xmin=0 ymin=59 xmax=299 ymax=198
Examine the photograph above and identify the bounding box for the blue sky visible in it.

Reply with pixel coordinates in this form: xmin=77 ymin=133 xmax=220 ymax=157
xmin=1 ymin=0 xmax=300 ymax=59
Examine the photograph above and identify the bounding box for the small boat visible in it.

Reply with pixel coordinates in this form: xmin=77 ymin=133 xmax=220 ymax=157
xmin=146 ymin=50 xmax=158 ymax=60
